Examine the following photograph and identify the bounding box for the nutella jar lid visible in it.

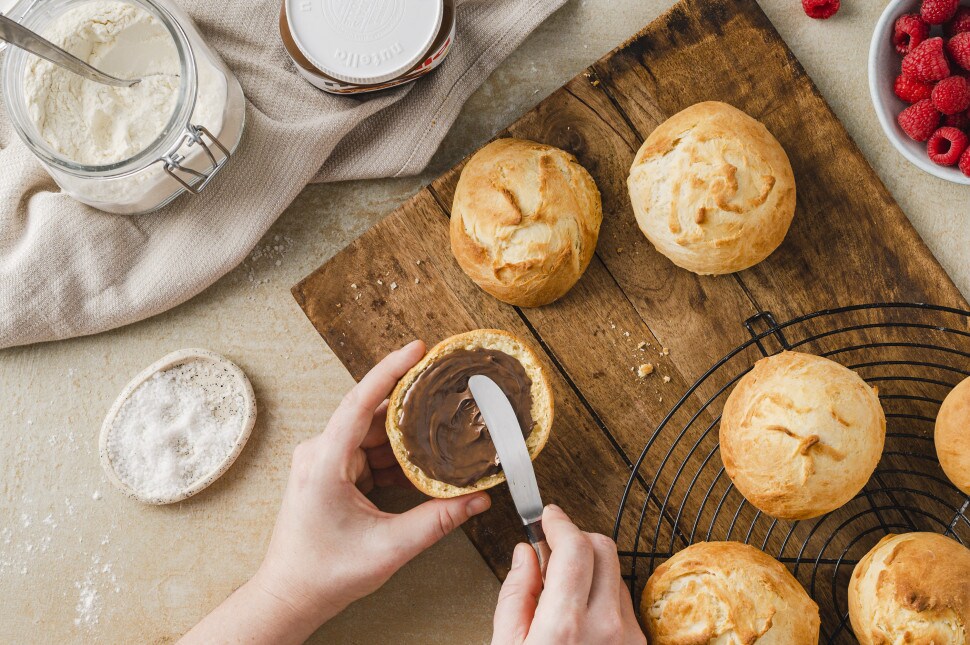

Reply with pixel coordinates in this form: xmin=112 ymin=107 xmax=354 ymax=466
xmin=283 ymin=0 xmax=444 ymax=86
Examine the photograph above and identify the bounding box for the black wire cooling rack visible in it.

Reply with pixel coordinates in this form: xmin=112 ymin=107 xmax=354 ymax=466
xmin=612 ymin=302 xmax=970 ymax=643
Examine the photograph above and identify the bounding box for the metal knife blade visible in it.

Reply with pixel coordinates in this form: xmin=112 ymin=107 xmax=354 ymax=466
xmin=468 ymin=375 xmax=543 ymax=524
xmin=469 ymin=374 xmax=552 ymax=577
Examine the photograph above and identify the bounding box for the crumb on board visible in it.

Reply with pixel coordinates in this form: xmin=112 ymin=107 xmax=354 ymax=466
xmin=416 ymin=260 xmax=422 ymax=265
xmin=662 ymin=375 xmax=671 ymax=383
xmin=637 ymin=363 xmax=654 ymax=378
xmin=414 ymin=278 xmax=420 ymax=284
xmin=351 ymin=283 xmax=357 ymax=289
xmin=661 ymin=347 xmax=670 ymax=356
xmin=377 ymin=279 xmax=383 ymax=285
xmin=637 ymin=342 xmax=647 ymax=350
xmin=390 ymin=282 xmax=398 ymax=290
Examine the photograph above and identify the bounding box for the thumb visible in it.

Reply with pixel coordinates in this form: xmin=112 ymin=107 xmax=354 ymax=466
xmin=491 ymin=544 xmax=542 ymax=645
xmin=386 ymin=493 xmax=491 ymax=562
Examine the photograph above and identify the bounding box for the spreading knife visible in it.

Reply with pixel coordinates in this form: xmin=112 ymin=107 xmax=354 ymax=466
xmin=468 ymin=374 xmax=551 ymax=578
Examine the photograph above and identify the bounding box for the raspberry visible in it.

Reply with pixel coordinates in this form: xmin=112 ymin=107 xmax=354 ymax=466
xmin=945 ymin=6 xmax=970 ymax=36
xmin=903 ymin=37 xmax=951 ymax=81
xmin=960 ymin=145 xmax=970 ymax=176
xmin=947 ymin=32 xmax=970 ymax=71
xmin=943 ymin=110 xmax=970 ymax=129
xmin=921 ymin=0 xmax=958 ymax=25
xmin=895 ymin=74 xmax=934 ymax=103
xmin=802 ymin=0 xmax=839 ymax=19
xmin=898 ymin=99 xmax=942 ymax=141
xmin=932 ymin=75 xmax=970 ymax=113
xmin=894 ymin=14 xmax=930 ymax=54
xmin=927 ymin=127 xmax=969 ymax=165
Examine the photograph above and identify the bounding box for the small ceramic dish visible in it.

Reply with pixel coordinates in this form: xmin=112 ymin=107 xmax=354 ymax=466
xmin=99 ymin=348 xmax=257 ymax=505
xmin=869 ymin=0 xmax=970 ymax=185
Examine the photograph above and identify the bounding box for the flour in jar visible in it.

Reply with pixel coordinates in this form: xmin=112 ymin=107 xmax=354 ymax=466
xmin=105 ymin=359 xmax=249 ymax=501
xmin=23 ymin=0 xmax=223 ymax=166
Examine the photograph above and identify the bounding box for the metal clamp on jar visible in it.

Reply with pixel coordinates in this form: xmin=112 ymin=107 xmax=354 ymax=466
xmin=0 ymin=0 xmax=246 ymax=214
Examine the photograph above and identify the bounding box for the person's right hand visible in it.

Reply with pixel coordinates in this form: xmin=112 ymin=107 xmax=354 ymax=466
xmin=491 ymin=505 xmax=646 ymax=645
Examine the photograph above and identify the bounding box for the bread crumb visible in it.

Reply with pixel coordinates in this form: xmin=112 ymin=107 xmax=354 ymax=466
xmin=662 ymin=375 xmax=671 ymax=383
xmin=637 ymin=363 xmax=654 ymax=378
xmin=414 ymin=278 xmax=420 ymax=284
xmin=637 ymin=342 xmax=647 ymax=350
xmin=617 ymin=247 xmax=624 ymax=254
xmin=351 ymin=283 xmax=357 ymax=289
xmin=416 ymin=260 xmax=422 ymax=265
xmin=661 ymin=347 xmax=670 ymax=356
xmin=390 ymin=282 xmax=398 ymax=290
xmin=377 ymin=279 xmax=383 ymax=286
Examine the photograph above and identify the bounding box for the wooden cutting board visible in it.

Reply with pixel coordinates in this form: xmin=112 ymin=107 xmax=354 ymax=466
xmin=294 ymin=0 xmax=967 ymax=630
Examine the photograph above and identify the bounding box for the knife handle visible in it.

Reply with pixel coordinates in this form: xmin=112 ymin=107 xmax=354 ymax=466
xmin=524 ymin=519 xmax=551 ymax=580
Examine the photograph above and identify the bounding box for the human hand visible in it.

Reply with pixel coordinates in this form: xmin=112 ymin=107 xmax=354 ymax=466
xmin=491 ymin=505 xmax=646 ymax=645
xmin=252 ymin=340 xmax=492 ymax=633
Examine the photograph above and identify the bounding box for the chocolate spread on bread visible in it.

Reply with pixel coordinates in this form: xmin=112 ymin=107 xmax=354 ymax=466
xmin=398 ymin=348 xmax=534 ymax=487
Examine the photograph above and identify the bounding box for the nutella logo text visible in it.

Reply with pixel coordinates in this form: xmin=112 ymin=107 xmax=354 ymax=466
xmin=335 ymin=43 xmax=403 ymax=68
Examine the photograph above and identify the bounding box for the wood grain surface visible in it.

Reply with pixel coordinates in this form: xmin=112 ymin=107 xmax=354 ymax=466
xmin=294 ymin=0 xmax=969 ymax=638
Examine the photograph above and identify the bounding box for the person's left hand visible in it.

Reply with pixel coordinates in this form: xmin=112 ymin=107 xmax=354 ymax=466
xmin=252 ymin=340 xmax=492 ymax=632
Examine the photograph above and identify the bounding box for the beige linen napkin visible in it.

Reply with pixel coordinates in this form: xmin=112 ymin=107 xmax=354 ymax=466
xmin=0 ymin=0 xmax=565 ymax=349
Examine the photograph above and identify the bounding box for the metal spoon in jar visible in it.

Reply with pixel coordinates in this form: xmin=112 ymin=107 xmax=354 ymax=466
xmin=0 ymin=13 xmax=142 ymax=88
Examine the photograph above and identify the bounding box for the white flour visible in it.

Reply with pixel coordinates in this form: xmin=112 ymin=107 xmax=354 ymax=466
xmin=23 ymin=0 xmax=223 ymax=166
xmin=105 ymin=360 xmax=246 ymax=500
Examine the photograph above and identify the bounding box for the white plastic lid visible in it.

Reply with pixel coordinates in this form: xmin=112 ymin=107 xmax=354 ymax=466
xmin=284 ymin=0 xmax=443 ymax=86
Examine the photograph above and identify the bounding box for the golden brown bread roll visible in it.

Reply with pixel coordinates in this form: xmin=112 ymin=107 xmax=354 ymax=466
xmin=936 ymin=376 xmax=970 ymax=495
xmin=385 ymin=329 xmax=553 ymax=498
xmin=849 ymin=532 xmax=970 ymax=644
xmin=720 ymin=351 xmax=886 ymax=520
xmin=641 ymin=541 xmax=820 ymax=644
xmin=450 ymin=138 xmax=602 ymax=307
xmin=627 ymin=101 xmax=796 ymax=275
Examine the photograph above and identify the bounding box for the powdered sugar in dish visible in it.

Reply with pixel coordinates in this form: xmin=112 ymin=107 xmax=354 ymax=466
xmin=102 ymin=353 xmax=255 ymax=502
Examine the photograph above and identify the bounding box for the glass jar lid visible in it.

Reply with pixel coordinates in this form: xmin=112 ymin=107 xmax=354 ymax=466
xmin=283 ymin=0 xmax=444 ymax=86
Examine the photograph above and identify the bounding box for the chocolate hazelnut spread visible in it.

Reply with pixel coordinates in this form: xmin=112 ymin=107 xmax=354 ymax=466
xmin=399 ymin=348 xmax=534 ymax=487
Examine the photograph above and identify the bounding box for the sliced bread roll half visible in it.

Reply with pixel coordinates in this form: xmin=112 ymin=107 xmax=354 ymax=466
xmin=386 ymin=329 xmax=553 ymax=498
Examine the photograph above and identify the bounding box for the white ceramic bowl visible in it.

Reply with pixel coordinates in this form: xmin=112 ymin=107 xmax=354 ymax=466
xmin=869 ymin=0 xmax=970 ymax=184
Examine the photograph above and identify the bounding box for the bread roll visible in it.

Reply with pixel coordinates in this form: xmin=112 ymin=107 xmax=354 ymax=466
xmin=720 ymin=351 xmax=885 ymax=520
xmin=450 ymin=138 xmax=602 ymax=307
xmin=641 ymin=541 xmax=820 ymax=644
xmin=849 ymin=532 xmax=970 ymax=644
xmin=627 ymin=101 xmax=796 ymax=275
xmin=936 ymin=376 xmax=970 ymax=495
xmin=386 ymin=329 xmax=553 ymax=498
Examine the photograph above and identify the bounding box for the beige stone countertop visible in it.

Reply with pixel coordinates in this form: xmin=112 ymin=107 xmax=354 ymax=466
xmin=2 ymin=1 xmax=967 ymax=642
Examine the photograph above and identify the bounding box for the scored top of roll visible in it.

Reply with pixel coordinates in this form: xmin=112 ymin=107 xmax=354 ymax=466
xmin=450 ymin=138 xmax=602 ymax=307
xmin=628 ymin=101 xmax=796 ymax=275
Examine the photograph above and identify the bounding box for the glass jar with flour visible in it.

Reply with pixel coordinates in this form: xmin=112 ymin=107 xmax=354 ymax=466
xmin=0 ymin=0 xmax=245 ymax=214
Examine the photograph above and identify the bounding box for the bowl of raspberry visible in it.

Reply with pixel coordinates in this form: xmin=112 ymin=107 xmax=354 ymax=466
xmin=870 ymin=0 xmax=970 ymax=184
